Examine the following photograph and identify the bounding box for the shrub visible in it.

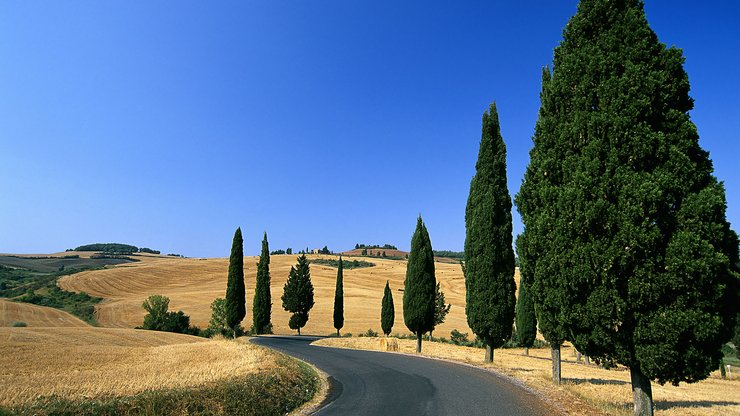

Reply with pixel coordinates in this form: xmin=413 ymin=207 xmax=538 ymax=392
xmin=141 ymin=295 xmax=198 ymax=335
xmin=11 ymin=321 xmax=27 ymax=327
xmin=450 ymin=329 xmax=469 ymax=345
xmin=360 ymin=328 xmax=378 ymax=337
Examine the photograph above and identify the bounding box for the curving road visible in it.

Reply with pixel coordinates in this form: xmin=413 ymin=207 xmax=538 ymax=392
xmin=251 ymin=336 xmax=555 ymax=416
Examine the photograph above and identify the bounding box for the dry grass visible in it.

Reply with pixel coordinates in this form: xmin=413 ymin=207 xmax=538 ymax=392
xmin=59 ymin=254 xmax=482 ymax=336
xmin=314 ymin=337 xmax=740 ymax=416
xmin=0 ymin=299 xmax=89 ymax=327
xmin=0 ymin=327 xmax=276 ymax=406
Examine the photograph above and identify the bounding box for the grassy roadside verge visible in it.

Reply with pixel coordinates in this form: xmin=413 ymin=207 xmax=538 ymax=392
xmin=0 ymin=348 xmax=320 ymax=416
xmin=313 ymin=337 xmax=739 ymax=416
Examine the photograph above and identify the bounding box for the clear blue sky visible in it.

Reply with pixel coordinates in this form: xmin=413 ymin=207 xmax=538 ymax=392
xmin=1 ymin=1 xmax=738 ymax=257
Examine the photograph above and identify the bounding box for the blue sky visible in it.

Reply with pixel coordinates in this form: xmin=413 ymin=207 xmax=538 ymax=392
xmin=1 ymin=1 xmax=738 ymax=257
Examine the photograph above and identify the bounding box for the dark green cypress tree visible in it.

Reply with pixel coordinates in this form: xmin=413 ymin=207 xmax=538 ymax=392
xmin=464 ymin=102 xmax=517 ymax=363
xmin=333 ymin=256 xmax=344 ymax=336
xmin=252 ymin=232 xmax=272 ymax=334
xmin=381 ymin=280 xmax=395 ymax=336
xmin=281 ymin=254 xmax=315 ymax=335
xmin=514 ymin=234 xmax=537 ymax=356
xmin=517 ymin=1 xmax=739 ymax=414
xmin=225 ymin=227 xmax=246 ymax=333
xmin=403 ymin=216 xmax=436 ymax=353
xmin=516 ymin=67 xmax=569 ymax=385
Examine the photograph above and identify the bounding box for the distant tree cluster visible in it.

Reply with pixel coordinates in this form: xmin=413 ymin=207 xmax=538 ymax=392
xmin=74 ymin=243 xmax=139 ymax=254
xmin=138 ymin=247 xmax=160 ymax=255
xmin=354 ymin=243 xmax=397 ymax=250
xmin=270 ymin=248 xmax=292 ymax=255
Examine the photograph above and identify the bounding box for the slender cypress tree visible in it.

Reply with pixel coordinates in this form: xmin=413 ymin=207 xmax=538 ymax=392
xmin=381 ymin=280 xmax=395 ymax=336
xmin=281 ymin=254 xmax=315 ymax=335
xmin=464 ymin=103 xmax=517 ymax=363
xmin=518 ymin=1 xmax=739 ymax=414
xmin=514 ymin=234 xmax=537 ymax=356
xmin=225 ymin=227 xmax=246 ymax=333
xmin=252 ymin=232 xmax=272 ymax=334
xmin=403 ymin=216 xmax=436 ymax=353
xmin=333 ymin=256 xmax=344 ymax=336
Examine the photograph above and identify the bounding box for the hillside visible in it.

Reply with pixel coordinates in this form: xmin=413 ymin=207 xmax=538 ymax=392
xmin=59 ymin=254 xmax=511 ymax=337
xmin=0 ymin=299 xmax=89 ymax=327
xmin=0 ymin=327 xmax=274 ymax=407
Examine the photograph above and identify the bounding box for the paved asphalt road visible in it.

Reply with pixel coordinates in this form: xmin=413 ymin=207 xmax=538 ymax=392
xmin=251 ymin=336 xmax=554 ymax=416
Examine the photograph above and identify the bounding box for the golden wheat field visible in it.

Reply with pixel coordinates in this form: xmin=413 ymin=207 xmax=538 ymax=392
xmin=0 ymin=327 xmax=275 ymax=406
xmin=314 ymin=337 xmax=740 ymax=416
xmin=0 ymin=299 xmax=89 ymax=327
xmin=59 ymin=254 xmax=480 ymax=337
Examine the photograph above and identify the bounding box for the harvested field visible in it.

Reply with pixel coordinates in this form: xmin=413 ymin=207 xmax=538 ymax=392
xmin=0 ymin=327 xmax=275 ymax=407
xmin=314 ymin=337 xmax=740 ymax=416
xmin=0 ymin=299 xmax=89 ymax=327
xmin=59 ymin=254 xmax=483 ymax=336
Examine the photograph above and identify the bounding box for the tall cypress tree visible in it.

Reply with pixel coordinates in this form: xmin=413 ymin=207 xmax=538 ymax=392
xmin=381 ymin=280 xmax=395 ymax=336
xmin=464 ymin=102 xmax=517 ymax=363
xmin=281 ymin=254 xmax=315 ymax=335
xmin=403 ymin=216 xmax=436 ymax=353
xmin=514 ymin=234 xmax=537 ymax=356
xmin=518 ymin=1 xmax=739 ymax=414
xmin=516 ymin=67 xmax=569 ymax=384
xmin=252 ymin=232 xmax=272 ymax=334
xmin=333 ymin=256 xmax=344 ymax=336
xmin=225 ymin=227 xmax=246 ymax=333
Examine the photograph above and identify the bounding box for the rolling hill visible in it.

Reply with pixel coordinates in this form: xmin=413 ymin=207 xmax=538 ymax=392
xmin=0 ymin=299 xmax=89 ymax=327
xmin=59 ymin=254 xmax=509 ymax=337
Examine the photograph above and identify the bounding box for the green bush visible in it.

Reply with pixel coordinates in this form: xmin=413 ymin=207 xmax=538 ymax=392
xmin=11 ymin=321 xmax=27 ymax=327
xmin=450 ymin=329 xmax=469 ymax=345
xmin=360 ymin=328 xmax=378 ymax=337
xmin=141 ymin=295 xmax=199 ymax=335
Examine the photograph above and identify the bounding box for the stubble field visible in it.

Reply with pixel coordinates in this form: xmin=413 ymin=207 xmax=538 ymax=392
xmin=0 ymin=327 xmax=276 ymax=407
xmin=0 ymin=299 xmax=89 ymax=327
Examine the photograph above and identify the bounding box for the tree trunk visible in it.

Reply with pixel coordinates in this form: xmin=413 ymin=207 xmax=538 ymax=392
xmin=630 ymin=367 xmax=654 ymax=416
xmin=416 ymin=332 xmax=422 ymax=353
xmin=337 ymin=329 xmax=340 ymax=337
xmin=524 ymin=347 xmax=529 ymax=356
xmin=551 ymin=345 xmax=561 ymax=385
xmin=585 ymin=355 xmax=591 ymax=366
xmin=576 ymin=350 xmax=582 ymax=362
xmin=429 ymin=330 xmax=433 ymax=341
xmin=297 ymin=327 xmax=301 ymax=336
xmin=484 ymin=340 xmax=494 ymax=363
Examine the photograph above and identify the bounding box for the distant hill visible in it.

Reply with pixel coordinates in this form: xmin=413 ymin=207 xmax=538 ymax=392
xmin=341 ymin=248 xmax=408 ymax=259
